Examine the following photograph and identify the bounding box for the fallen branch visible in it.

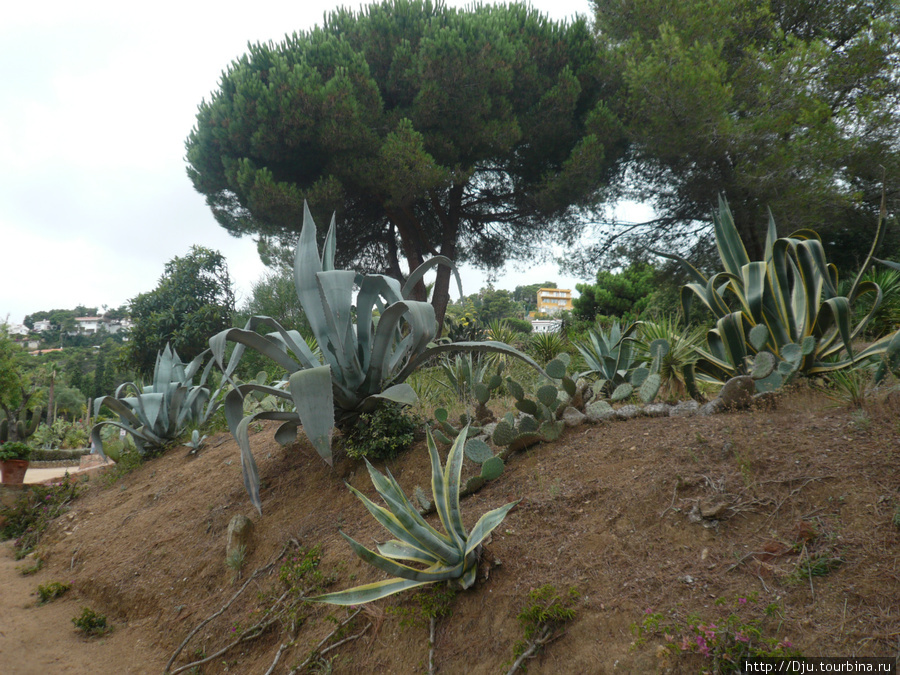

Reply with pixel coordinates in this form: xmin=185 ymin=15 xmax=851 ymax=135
xmin=164 ymin=542 xmax=289 ymax=674
xmin=506 ymin=625 xmax=558 ymax=675
xmin=428 ymin=616 xmax=436 ymax=675
xmin=169 ymin=590 xmax=291 ymax=675
xmin=289 ymin=609 xmax=364 ymax=674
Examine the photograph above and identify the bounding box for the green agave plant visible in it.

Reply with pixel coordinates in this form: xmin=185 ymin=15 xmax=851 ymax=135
xmin=91 ymin=344 xmax=222 ymax=456
xmin=210 ymin=204 xmax=544 ymax=512
xmin=653 ymin=197 xmax=900 ymax=387
xmin=573 ymin=321 xmax=645 ymax=396
xmin=310 ymin=427 xmax=518 ymax=605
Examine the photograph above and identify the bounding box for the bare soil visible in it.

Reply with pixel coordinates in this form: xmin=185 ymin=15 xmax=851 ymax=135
xmin=2 ymin=388 xmax=899 ymax=674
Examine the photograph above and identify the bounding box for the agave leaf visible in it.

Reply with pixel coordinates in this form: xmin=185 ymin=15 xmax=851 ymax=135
xmin=377 ymin=540 xmax=442 ymax=566
xmin=464 ymin=500 xmax=519 ymax=558
xmin=232 ymin=413 xmax=265 ymax=514
xmin=309 ymin=574 xmax=438 ymax=606
xmin=348 ymin=478 xmax=461 ymax=565
xmin=402 ymin=255 xmax=464 ymax=302
xmin=441 ymin=427 xmax=467 ymax=548
xmin=363 ymin=462 xmax=456 ymax=553
xmin=341 ymin=531 xmax=464 ymax=583
xmin=287 ymin=365 xmax=335 ymax=464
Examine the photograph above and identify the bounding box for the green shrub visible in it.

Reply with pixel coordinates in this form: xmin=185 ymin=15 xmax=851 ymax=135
xmin=37 ymin=581 xmax=70 ymax=604
xmin=72 ymin=607 xmax=111 ymax=636
xmin=0 ymin=473 xmax=80 ymax=558
xmin=343 ymin=404 xmax=420 ymax=462
xmin=0 ymin=441 xmax=32 ymax=461
xmin=504 ymin=317 xmax=533 ymax=334
xmin=30 ymin=448 xmax=90 ymax=462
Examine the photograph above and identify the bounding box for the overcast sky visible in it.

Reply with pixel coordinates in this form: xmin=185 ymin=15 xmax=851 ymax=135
xmin=0 ymin=0 xmax=627 ymax=326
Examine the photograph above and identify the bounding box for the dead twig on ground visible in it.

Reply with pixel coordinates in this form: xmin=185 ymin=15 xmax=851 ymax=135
xmin=164 ymin=542 xmax=289 ymax=674
xmin=505 ymin=625 xmax=567 ymax=675
xmin=288 ymin=609 xmax=366 ymax=674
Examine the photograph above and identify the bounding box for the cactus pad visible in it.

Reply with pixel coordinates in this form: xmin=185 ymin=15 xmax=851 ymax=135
xmin=611 ymin=382 xmax=633 ymax=402
xmin=800 ymin=336 xmax=816 ymax=356
xmin=750 ymin=351 xmax=776 ymax=379
xmin=561 ymin=375 xmax=576 ymax=397
xmin=480 ymin=456 xmax=505 ymax=480
xmin=781 ymin=343 xmax=802 ymax=365
xmin=463 ymin=475 xmax=486 ymax=493
xmin=473 ymin=383 xmax=490 ymax=404
xmin=434 ymin=408 xmax=449 ymax=423
xmin=754 ymin=371 xmax=783 ymax=393
xmin=492 ymin=420 xmax=517 ymax=446
xmin=749 ymin=324 xmax=769 ymax=351
xmin=519 ymin=415 xmax=539 ymax=433
xmin=465 ymin=438 xmax=494 ymax=464
xmin=545 ymin=358 xmax=567 ymax=379
xmin=537 ymin=384 xmax=558 ymax=408
xmin=639 ymin=373 xmax=661 ymax=404
xmin=649 ymin=338 xmax=670 ymax=359
xmin=539 ymin=420 xmax=564 ymax=442
xmin=506 ymin=378 xmax=525 ymax=400
xmin=631 ymin=367 xmax=649 ymax=387
xmin=515 ymin=398 xmax=538 ymax=416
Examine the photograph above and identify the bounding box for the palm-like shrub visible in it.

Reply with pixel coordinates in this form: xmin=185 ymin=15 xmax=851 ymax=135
xmin=654 ymin=197 xmax=900 ymax=388
xmin=211 ymin=204 xmax=543 ymax=512
xmin=635 ymin=317 xmax=704 ymax=399
xmin=528 ymin=331 xmax=568 ymax=364
xmin=311 ymin=427 xmax=517 ymax=605
xmin=91 ymin=345 xmax=221 ymax=456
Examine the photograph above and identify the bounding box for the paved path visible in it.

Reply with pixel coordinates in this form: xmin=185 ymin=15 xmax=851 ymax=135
xmin=24 ymin=459 xmax=115 ymax=485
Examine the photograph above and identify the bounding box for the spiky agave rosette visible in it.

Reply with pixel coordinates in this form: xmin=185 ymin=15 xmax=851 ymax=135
xmin=310 ymin=427 xmax=518 ymax=605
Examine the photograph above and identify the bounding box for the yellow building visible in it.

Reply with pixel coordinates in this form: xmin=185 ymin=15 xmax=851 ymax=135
xmin=536 ymin=288 xmax=572 ymax=314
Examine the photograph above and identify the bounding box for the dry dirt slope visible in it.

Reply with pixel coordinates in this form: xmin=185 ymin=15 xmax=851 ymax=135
xmin=3 ymin=389 xmax=899 ymax=674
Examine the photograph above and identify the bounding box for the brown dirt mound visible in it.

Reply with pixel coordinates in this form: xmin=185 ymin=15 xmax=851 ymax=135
xmin=2 ymin=388 xmax=899 ymax=674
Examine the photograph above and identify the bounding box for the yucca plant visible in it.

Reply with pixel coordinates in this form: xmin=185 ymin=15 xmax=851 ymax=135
xmin=635 ymin=316 xmax=704 ymax=400
xmin=91 ymin=344 xmax=222 ymax=456
xmin=310 ymin=427 xmax=518 ymax=605
xmin=528 ymin=330 xmax=568 ymax=364
xmin=210 ymin=204 xmax=544 ymax=512
xmin=653 ymin=196 xmax=900 ymax=389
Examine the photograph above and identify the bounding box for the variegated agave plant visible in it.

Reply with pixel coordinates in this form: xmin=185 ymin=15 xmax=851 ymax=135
xmin=653 ymin=196 xmax=900 ymax=390
xmin=310 ymin=427 xmax=517 ymax=605
xmin=210 ymin=203 xmax=543 ymax=512
xmin=91 ymin=344 xmax=223 ymax=456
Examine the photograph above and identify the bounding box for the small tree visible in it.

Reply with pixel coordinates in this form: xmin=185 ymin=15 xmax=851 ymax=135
xmin=573 ymin=262 xmax=656 ymax=321
xmin=127 ymin=246 xmax=235 ymax=374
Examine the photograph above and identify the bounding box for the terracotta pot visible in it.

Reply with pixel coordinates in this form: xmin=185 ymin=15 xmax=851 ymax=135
xmin=0 ymin=459 xmax=29 ymax=485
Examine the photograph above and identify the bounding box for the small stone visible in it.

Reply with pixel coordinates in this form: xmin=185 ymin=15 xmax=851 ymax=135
xmin=670 ymin=400 xmax=699 ymax=417
xmin=643 ymin=403 xmax=671 ymax=418
xmin=699 ymin=499 xmax=728 ymax=519
xmin=585 ymin=401 xmax=617 ymax=423
xmin=561 ymin=406 xmax=586 ymax=428
xmin=616 ymin=405 xmax=643 ymax=420
xmin=226 ymin=514 xmax=254 ymax=559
